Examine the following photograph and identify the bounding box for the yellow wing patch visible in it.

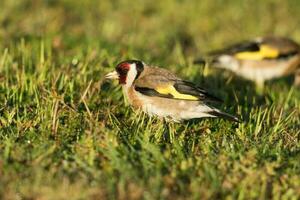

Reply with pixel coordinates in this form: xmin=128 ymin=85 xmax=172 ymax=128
xmin=156 ymin=85 xmax=198 ymax=100
xmin=235 ymin=45 xmax=279 ymax=60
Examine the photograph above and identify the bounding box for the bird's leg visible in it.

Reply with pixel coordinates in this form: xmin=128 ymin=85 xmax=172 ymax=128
xmin=255 ymin=79 xmax=265 ymax=95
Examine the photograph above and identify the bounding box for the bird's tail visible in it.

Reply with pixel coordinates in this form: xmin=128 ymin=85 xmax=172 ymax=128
xmin=207 ymin=109 xmax=240 ymax=123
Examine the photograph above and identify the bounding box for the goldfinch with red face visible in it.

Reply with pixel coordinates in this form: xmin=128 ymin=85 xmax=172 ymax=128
xmin=195 ymin=37 xmax=300 ymax=88
xmin=105 ymin=60 xmax=239 ymax=122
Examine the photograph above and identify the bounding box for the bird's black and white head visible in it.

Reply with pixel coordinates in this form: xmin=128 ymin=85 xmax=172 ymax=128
xmin=105 ymin=60 xmax=145 ymax=87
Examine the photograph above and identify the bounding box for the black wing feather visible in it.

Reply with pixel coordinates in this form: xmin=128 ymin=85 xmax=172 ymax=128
xmin=135 ymin=87 xmax=173 ymax=98
xmin=209 ymin=41 xmax=260 ymax=56
xmin=206 ymin=110 xmax=240 ymax=122
xmin=174 ymin=80 xmax=223 ymax=103
xmin=135 ymin=81 xmax=222 ymax=102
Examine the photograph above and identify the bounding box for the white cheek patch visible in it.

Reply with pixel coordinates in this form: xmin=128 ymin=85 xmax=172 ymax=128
xmin=125 ymin=64 xmax=137 ymax=88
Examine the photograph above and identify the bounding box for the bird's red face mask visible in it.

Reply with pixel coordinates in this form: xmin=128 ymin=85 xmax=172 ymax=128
xmin=116 ymin=62 xmax=130 ymax=84
xmin=105 ymin=62 xmax=130 ymax=84
xmin=105 ymin=60 xmax=144 ymax=86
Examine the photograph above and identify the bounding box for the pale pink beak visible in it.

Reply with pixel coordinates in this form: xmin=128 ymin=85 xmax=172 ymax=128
xmin=105 ymin=71 xmax=119 ymax=80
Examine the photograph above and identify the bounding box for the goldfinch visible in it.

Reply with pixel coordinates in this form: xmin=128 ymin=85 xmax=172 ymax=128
xmin=195 ymin=36 xmax=300 ymax=88
xmin=105 ymin=60 xmax=239 ymax=122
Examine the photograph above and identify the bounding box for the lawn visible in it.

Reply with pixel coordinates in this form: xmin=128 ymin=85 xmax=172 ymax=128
xmin=0 ymin=0 xmax=299 ymax=199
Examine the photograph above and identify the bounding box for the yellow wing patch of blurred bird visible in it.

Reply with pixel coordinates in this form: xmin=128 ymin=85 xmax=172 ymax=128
xmin=235 ymin=45 xmax=279 ymax=60
xmin=156 ymin=85 xmax=198 ymax=100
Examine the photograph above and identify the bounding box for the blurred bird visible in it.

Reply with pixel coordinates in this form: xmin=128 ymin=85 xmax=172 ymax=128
xmin=105 ymin=60 xmax=239 ymax=122
xmin=194 ymin=36 xmax=300 ymax=89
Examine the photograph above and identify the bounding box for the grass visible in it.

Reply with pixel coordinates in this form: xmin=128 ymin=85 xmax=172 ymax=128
xmin=0 ymin=0 xmax=299 ymax=199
